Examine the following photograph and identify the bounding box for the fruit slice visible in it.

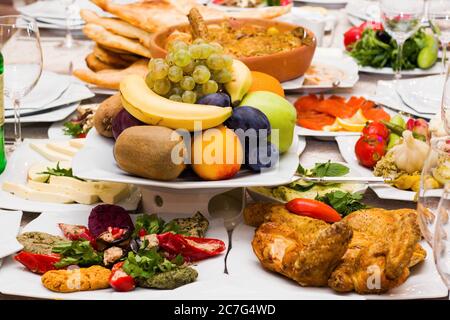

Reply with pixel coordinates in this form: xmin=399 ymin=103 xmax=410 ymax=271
xmin=120 ymin=75 xmax=232 ymax=132
xmin=248 ymin=71 xmax=284 ymax=97
xmin=225 ymin=59 xmax=252 ymax=105
xmin=336 ymin=110 xmax=367 ymax=132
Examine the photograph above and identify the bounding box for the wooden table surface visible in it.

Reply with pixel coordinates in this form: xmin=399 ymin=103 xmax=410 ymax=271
xmin=0 ymin=0 xmax=447 ymax=300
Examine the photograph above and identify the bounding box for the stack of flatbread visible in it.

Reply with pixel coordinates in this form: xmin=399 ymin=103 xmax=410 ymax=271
xmin=73 ymin=0 xmax=291 ymax=90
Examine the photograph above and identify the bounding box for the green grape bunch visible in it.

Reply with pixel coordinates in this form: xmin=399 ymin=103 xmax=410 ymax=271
xmin=145 ymin=39 xmax=234 ymax=103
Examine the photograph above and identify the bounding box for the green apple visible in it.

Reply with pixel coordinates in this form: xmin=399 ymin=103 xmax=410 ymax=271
xmin=239 ymin=91 xmax=297 ymax=153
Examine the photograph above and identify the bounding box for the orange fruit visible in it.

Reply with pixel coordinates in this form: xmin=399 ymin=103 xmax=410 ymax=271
xmin=248 ymin=71 xmax=285 ymax=97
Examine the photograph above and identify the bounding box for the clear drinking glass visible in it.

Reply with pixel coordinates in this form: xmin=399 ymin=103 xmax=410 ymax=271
xmin=418 ymin=136 xmax=450 ymax=245
xmin=433 ymin=182 xmax=450 ymax=290
xmin=56 ymin=0 xmax=81 ymax=49
xmin=429 ymin=0 xmax=450 ymax=75
xmin=0 ymin=15 xmax=42 ymax=147
xmin=380 ymin=0 xmax=424 ymax=80
xmin=441 ymin=64 xmax=450 ymax=133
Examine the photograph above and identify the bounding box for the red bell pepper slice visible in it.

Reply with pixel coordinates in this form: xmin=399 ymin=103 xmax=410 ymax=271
xmin=14 ymin=251 xmax=60 ymax=274
xmin=286 ymin=198 xmax=342 ymax=223
xmin=156 ymin=233 xmax=226 ymax=262
xmin=109 ymin=261 xmax=135 ymax=292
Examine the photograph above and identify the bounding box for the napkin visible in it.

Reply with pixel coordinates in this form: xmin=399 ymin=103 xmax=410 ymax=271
xmin=0 ymin=210 xmax=23 ymax=260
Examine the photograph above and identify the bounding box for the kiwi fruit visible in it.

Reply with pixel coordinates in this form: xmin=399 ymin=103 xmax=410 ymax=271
xmin=94 ymin=93 xmax=123 ymax=138
xmin=114 ymin=126 xmax=187 ymax=181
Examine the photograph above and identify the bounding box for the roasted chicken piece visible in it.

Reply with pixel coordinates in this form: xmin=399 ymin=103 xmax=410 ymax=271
xmin=249 ymin=204 xmax=353 ymax=286
xmin=328 ymin=208 xmax=425 ymax=294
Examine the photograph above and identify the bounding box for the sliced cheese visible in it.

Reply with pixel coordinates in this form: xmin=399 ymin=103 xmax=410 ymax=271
xmin=95 ymin=183 xmax=131 ymax=204
xmin=29 ymin=143 xmax=72 ymax=162
xmin=2 ymin=181 xmax=74 ymax=203
xmin=27 ymin=180 xmax=99 ymax=205
xmin=48 ymin=176 xmax=130 ymax=204
xmin=69 ymin=138 xmax=85 ymax=149
xmin=28 ymin=161 xmax=72 ymax=182
xmin=46 ymin=142 xmax=79 ymax=157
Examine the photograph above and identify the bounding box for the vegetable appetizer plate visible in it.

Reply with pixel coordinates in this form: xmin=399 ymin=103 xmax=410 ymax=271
xmin=395 ymin=75 xmax=445 ymax=115
xmin=0 ymin=139 xmax=141 ymax=212
xmin=335 ymin=135 xmax=442 ymax=201
xmin=48 ymin=115 xmax=76 ymax=140
xmin=227 ymin=222 xmax=448 ymax=300
xmin=0 ymin=210 xmax=228 ymax=300
xmin=247 ymin=160 xmax=368 ymax=204
xmin=0 ymin=210 xmax=23 ymax=260
xmin=282 ymin=48 xmax=359 ymax=92
xmin=370 ymin=80 xmax=434 ymax=119
xmin=72 ymin=130 xmax=306 ymax=190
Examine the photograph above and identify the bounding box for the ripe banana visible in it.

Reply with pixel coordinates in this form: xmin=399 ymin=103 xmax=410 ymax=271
xmin=120 ymin=75 xmax=232 ymax=132
xmin=225 ymin=59 xmax=252 ymax=106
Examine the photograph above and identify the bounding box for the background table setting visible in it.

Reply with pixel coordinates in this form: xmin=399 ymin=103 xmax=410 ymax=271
xmin=0 ymin=0 xmax=449 ymax=300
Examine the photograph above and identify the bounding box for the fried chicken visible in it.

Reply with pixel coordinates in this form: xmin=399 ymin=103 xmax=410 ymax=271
xmin=328 ymin=208 xmax=425 ymax=294
xmin=42 ymin=266 xmax=111 ymax=293
xmin=247 ymin=204 xmax=426 ymax=294
xmin=250 ymin=204 xmax=353 ymax=286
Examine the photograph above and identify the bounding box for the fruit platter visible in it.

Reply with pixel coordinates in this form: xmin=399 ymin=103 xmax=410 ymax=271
xmin=2 ymin=0 xmax=450 ymax=304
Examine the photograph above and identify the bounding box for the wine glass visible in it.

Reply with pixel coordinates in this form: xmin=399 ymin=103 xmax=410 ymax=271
xmin=56 ymin=0 xmax=81 ymax=49
xmin=429 ymin=0 xmax=450 ymax=75
xmin=417 ymin=136 xmax=450 ymax=245
xmin=441 ymin=64 xmax=450 ymax=133
xmin=433 ymin=182 xmax=450 ymax=290
xmin=0 ymin=15 xmax=42 ymax=147
xmin=380 ymin=0 xmax=424 ymax=80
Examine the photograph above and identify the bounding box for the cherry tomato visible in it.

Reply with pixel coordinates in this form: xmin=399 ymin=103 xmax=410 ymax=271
xmin=362 ymin=121 xmax=389 ymax=140
xmin=355 ymin=134 xmax=387 ymax=168
xmin=344 ymin=26 xmax=363 ymax=49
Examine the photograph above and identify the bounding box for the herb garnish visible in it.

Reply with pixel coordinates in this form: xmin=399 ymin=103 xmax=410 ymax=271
xmin=132 ymin=214 xmax=182 ymax=238
xmin=63 ymin=122 xmax=84 ymax=138
xmin=297 ymin=161 xmax=350 ymax=178
xmin=40 ymin=162 xmax=84 ymax=182
xmin=52 ymin=240 xmax=103 ymax=268
xmin=316 ymin=191 xmax=367 ymax=217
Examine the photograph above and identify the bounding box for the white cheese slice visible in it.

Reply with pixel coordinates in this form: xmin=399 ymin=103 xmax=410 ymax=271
xmin=48 ymin=176 xmax=131 ymax=204
xmin=2 ymin=181 xmax=74 ymax=203
xmin=28 ymin=161 xmax=72 ymax=182
xmin=46 ymin=142 xmax=79 ymax=157
xmin=27 ymin=180 xmax=99 ymax=205
xmin=69 ymin=138 xmax=85 ymax=149
xmin=29 ymin=143 xmax=72 ymax=162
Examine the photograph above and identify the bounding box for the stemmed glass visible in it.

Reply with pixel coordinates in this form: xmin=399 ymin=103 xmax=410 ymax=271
xmin=0 ymin=15 xmax=42 ymax=147
xmin=442 ymin=66 xmax=450 ymax=133
xmin=56 ymin=0 xmax=81 ymax=49
xmin=428 ymin=0 xmax=450 ymax=75
xmin=380 ymin=0 xmax=424 ymax=80
xmin=417 ymin=136 xmax=450 ymax=245
xmin=433 ymin=182 xmax=450 ymax=290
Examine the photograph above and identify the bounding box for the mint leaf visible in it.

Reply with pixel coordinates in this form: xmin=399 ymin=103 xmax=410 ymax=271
xmin=316 ymin=191 xmax=367 ymax=216
xmin=312 ymin=161 xmax=349 ymax=177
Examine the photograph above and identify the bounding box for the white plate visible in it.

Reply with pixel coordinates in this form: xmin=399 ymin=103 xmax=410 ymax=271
xmin=294 ymin=0 xmax=348 ymax=5
xmin=395 ymin=75 xmax=445 ymax=114
xmin=370 ymin=80 xmax=434 ymax=119
xmin=48 ymin=113 xmax=77 ymax=140
xmin=0 ymin=210 xmax=228 ymax=300
xmin=335 ymin=135 xmax=442 ymax=201
xmin=5 ymin=71 xmax=71 ymax=110
xmin=5 ymin=102 xmax=80 ymax=124
xmin=345 ymin=0 xmax=380 ymax=22
xmin=283 ymin=48 xmax=359 ymax=92
xmin=358 ymin=63 xmax=444 ymax=76
xmin=89 ymin=86 xmax=117 ymax=96
xmin=73 ymin=130 xmax=306 ymax=190
xmin=0 ymin=139 xmax=141 ymax=212
xmin=227 ymin=222 xmax=448 ymax=300
xmin=0 ymin=210 xmax=23 ymax=260
xmin=276 ymin=6 xmax=338 ymax=32
xmin=4 ymin=82 xmax=94 ymax=121
xmin=247 ymin=159 xmax=368 ymax=203
xmin=17 ymin=0 xmax=107 ymax=20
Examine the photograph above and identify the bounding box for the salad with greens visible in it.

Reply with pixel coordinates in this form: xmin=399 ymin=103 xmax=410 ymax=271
xmin=344 ymin=22 xmax=438 ymax=70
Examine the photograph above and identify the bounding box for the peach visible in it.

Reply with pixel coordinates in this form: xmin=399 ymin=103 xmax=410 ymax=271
xmin=191 ymin=126 xmax=243 ymax=181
